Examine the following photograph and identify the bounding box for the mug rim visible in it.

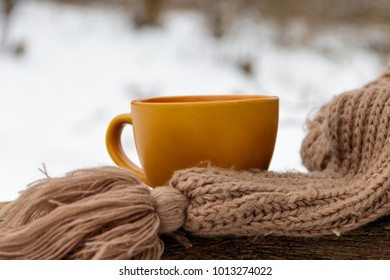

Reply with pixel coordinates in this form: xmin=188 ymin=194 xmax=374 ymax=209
xmin=131 ymin=95 xmax=278 ymax=105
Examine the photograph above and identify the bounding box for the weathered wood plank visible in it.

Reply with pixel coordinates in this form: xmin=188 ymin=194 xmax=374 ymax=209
xmin=161 ymin=216 xmax=390 ymax=259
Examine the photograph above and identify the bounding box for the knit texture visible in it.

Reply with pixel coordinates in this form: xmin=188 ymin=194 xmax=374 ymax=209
xmin=0 ymin=65 xmax=390 ymax=259
xmin=173 ymin=66 xmax=390 ymax=237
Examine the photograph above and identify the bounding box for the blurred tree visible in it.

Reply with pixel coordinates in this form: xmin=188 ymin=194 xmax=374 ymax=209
xmin=206 ymin=0 xmax=224 ymax=38
xmin=1 ymin=0 xmax=17 ymax=51
xmin=133 ymin=0 xmax=165 ymax=28
xmin=201 ymin=0 xmax=239 ymax=38
xmin=1 ymin=0 xmax=25 ymax=57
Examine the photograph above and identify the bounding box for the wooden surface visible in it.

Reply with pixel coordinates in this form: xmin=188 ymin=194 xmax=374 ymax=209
xmin=162 ymin=215 xmax=390 ymax=259
xmin=1 ymin=202 xmax=390 ymax=259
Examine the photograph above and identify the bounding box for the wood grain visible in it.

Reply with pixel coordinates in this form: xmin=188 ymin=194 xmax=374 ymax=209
xmin=161 ymin=216 xmax=390 ymax=259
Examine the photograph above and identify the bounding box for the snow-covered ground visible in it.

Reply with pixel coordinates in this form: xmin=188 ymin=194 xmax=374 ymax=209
xmin=0 ymin=1 xmax=385 ymax=200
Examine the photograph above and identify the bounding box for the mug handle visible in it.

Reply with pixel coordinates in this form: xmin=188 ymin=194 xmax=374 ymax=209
xmin=106 ymin=113 xmax=147 ymax=183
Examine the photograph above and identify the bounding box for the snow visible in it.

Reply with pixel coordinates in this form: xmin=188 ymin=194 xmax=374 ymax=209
xmin=0 ymin=0 xmax=384 ymax=200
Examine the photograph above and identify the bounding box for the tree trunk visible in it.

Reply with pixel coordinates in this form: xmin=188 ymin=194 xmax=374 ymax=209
xmin=1 ymin=0 xmax=17 ymax=51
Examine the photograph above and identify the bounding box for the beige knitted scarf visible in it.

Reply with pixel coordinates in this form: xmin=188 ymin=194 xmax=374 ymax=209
xmin=1 ymin=66 xmax=390 ymax=260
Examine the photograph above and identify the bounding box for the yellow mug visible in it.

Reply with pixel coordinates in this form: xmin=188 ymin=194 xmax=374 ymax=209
xmin=106 ymin=95 xmax=279 ymax=187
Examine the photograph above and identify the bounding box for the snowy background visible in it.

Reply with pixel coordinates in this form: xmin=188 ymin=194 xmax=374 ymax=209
xmin=0 ymin=0 xmax=388 ymax=200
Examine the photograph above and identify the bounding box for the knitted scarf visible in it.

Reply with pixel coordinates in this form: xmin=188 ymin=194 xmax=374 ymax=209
xmin=1 ymin=66 xmax=390 ymax=260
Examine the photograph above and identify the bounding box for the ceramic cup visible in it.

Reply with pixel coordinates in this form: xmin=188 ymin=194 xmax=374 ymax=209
xmin=106 ymin=95 xmax=279 ymax=187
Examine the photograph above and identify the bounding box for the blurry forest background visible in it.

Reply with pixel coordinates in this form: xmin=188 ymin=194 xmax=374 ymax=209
xmin=1 ymin=0 xmax=389 ymax=199
xmin=4 ymin=0 xmax=388 ymax=54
